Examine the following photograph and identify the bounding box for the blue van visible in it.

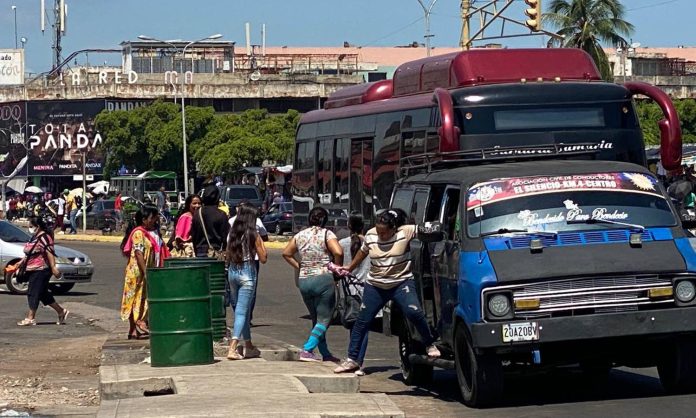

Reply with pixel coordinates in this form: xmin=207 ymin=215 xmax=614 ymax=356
xmin=387 ymin=159 xmax=696 ymax=407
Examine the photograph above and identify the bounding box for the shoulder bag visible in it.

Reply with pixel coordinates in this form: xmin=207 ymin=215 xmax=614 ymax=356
xmin=14 ymin=233 xmax=52 ymax=283
xmin=198 ymin=209 xmax=226 ymax=261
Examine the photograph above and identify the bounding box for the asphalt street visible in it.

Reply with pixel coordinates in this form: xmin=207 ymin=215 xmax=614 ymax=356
xmin=3 ymin=241 xmax=696 ymax=417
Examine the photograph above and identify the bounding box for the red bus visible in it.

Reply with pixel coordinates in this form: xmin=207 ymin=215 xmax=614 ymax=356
xmin=293 ymin=48 xmax=682 ymax=232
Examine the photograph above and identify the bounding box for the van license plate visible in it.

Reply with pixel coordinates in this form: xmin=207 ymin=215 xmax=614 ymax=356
xmin=502 ymin=322 xmax=539 ymax=343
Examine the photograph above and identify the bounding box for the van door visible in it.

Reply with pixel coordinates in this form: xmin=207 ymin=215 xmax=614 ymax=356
xmin=432 ymin=186 xmax=461 ymax=347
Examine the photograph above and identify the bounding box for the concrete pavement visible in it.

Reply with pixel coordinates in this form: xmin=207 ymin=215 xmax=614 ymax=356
xmin=97 ymin=332 xmax=404 ymax=418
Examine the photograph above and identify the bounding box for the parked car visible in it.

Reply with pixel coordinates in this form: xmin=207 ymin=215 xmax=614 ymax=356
xmin=76 ymin=199 xmax=117 ymax=230
xmin=219 ymin=185 xmax=264 ymax=215
xmin=0 ymin=221 xmax=94 ymax=295
xmin=261 ymin=202 xmax=293 ymax=235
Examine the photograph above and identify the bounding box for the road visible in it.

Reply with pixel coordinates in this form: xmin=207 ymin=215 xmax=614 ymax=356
xmin=2 ymin=241 xmax=696 ymax=417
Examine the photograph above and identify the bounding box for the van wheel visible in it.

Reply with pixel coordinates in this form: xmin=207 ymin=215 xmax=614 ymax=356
xmin=658 ymin=336 xmax=696 ymax=394
xmin=4 ymin=267 xmax=28 ymax=295
xmin=454 ymin=323 xmax=503 ymax=408
xmin=398 ymin=325 xmax=433 ymax=385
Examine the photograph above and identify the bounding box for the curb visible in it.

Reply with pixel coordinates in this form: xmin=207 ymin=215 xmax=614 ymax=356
xmin=54 ymin=235 xmax=289 ymax=247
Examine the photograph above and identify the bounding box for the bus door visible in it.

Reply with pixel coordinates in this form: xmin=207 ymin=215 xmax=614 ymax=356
xmin=431 ymin=186 xmax=461 ymax=347
xmin=349 ymin=138 xmax=373 ymax=222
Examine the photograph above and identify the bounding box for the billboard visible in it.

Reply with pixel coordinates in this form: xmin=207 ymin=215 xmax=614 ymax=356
xmin=25 ymin=100 xmax=105 ymax=176
xmin=0 ymin=49 xmax=25 ymax=85
xmin=0 ymin=101 xmax=28 ymax=177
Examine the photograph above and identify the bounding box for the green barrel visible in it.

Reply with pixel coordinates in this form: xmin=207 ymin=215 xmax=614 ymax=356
xmin=147 ymin=265 xmax=214 ymax=367
xmin=164 ymin=258 xmax=227 ymax=341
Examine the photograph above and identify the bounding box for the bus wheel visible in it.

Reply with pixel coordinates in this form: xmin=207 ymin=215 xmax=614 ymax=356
xmin=658 ymin=336 xmax=696 ymax=394
xmin=454 ymin=323 xmax=503 ymax=408
xmin=398 ymin=324 xmax=433 ymax=385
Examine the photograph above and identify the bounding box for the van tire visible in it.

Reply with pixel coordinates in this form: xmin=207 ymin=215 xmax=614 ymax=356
xmin=454 ymin=323 xmax=503 ymax=408
xmin=658 ymin=336 xmax=696 ymax=394
xmin=398 ymin=325 xmax=433 ymax=385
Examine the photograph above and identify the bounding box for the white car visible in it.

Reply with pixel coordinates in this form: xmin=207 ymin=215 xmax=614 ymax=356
xmin=0 ymin=221 xmax=94 ymax=295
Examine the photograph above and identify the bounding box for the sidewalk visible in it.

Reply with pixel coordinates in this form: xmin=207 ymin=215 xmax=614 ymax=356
xmin=97 ymin=332 xmax=404 ymax=418
xmin=9 ymin=219 xmax=289 ymax=248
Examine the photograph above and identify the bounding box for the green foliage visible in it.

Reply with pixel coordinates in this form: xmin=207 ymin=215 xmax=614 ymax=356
xmin=636 ymin=99 xmax=696 ymax=145
xmin=95 ymin=100 xmax=215 ymax=178
xmin=544 ymin=0 xmax=634 ymax=81
xmin=191 ymin=109 xmax=299 ymax=176
xmin=95 ymin=101 xmax=297 ymax=179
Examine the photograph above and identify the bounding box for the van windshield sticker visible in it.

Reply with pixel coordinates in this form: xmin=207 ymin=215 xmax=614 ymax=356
xmin=517 ymin=203 xmax=630 ymax=228
xmin=467 ymin=172 xmax=660 ymax=209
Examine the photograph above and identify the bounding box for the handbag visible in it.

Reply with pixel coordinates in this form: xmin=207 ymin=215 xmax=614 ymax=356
xmin=337 ymin=274 xmax=364 ymax=329
xmin=198 ymin=209 xmax=226 ymax=261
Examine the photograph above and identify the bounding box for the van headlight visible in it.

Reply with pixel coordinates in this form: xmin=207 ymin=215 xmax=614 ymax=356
xmin=675 ymin=280 xmax=696 ymax=303
xmin=488 ymin=294 xmax=511 ymax=318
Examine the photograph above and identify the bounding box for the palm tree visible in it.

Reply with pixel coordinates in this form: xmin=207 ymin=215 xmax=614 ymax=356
xmin=544 ymin=0 xmax=634 ymax=81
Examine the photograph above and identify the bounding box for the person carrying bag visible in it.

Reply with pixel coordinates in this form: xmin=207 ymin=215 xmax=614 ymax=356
xmin=191 ymin=185 xmax=230 ymax=259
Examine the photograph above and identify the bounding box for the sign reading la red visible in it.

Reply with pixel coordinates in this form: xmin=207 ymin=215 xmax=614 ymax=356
xmin=61 ymin=70 xmax=194 ymax=86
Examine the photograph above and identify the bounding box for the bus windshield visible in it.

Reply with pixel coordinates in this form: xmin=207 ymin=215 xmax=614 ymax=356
xmin=467 ymin=172 xmax=676 ymax=237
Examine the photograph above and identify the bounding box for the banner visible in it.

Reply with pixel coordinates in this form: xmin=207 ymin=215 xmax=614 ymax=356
xmin=0 ymin=49 xmax=24 ymax=85
xmin=467 ymin=172 xmax=661 ymax=209
xmin=25 ymin=100 xmax=105 ymax=176
xmin=0 ymin=101 xmax=28 ymax=177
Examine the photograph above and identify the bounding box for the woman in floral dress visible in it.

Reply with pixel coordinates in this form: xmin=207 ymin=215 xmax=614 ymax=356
xmin=120 ymin=205 xmax=169 ymax=339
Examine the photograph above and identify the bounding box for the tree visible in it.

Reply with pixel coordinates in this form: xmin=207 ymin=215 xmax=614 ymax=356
xmin=544 ymin=0 xmax=634 ymax=81
xmin=636 ymin=99 xmax=696 ymax=146
xmin=191 ymin=109 xmax=298 ymax=176
xmin=95 ymin=100 xmax=215 ymax=178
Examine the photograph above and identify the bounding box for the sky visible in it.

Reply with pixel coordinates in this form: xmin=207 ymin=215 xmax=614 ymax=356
xmin=0 ymin=0 xmax=692 ymax=73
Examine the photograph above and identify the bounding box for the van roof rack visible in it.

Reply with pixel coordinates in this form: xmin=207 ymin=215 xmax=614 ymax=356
xmin=399 ymin=143 xmax=601 ymax=177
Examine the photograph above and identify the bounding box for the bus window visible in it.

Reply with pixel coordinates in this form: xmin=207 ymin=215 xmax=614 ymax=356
xmin=440 ymin=187 xmax=461 ymax=241
xmin=335 ymin=138 xmax=350 ymax=204
xmin=317 ymin=139 xmax=333 ymax=204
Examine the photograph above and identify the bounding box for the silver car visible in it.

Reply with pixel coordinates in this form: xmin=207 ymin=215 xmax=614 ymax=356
xmin=0 ymin=221 xmax=94 ymax=295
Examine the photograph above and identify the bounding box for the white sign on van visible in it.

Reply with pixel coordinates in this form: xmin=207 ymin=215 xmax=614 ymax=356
xmin=0 ymin=49 xmax=24 ymax=85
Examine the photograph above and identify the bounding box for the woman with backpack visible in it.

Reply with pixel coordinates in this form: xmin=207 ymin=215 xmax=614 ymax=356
xmin=282 ymin=206 xmax=343 ymax=362
xmin=15 ymin=216 xmax=69 ymax=326
xmin=120 ymin=205 xmax=170 ymax=339
xmin=337 ymin=213 xmax=371 ymax=375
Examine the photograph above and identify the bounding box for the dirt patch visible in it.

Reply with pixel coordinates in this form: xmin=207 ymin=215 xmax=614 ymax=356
xmin=0 ymin=335 xmax=106 ymax=411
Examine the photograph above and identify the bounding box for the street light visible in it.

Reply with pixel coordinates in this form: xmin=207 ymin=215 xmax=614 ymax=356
xmin=137 ymin=33 xmax=223 ymax=197
xmin=11 ymin=5 xmax=17 ymax=49
xmin=416 ymin=0 xmax=438 ymax=57
xmin=20 ymin=37 xmax=27 ymax=49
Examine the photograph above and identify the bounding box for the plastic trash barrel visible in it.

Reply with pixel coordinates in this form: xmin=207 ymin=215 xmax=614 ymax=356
xmin=164 ymin=258 xmax=227 ymax=341
xmin=147 ymin=265 xmax=214 ymax=367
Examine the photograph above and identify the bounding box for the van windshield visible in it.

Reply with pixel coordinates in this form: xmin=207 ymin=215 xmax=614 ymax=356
xmin=466 ymin=172 xmax=676 ymax=237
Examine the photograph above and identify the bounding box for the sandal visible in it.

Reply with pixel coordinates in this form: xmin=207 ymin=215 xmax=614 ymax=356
xmin=227 ymin=349 xmax=244 ymax=360
xmin=17 ymin=318 xmax=36 ymax=326
xmin=135 ymin=321 xmax=150 ymax=335
xmin=57 ymin=309 xmax=70 ymax=325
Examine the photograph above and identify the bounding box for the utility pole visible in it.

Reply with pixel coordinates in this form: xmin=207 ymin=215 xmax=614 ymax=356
xmin=52 ymin=0 xmax=66 ymax=69
xmin=416 ymin=0 xmax=438 ymax=57
xmin=460 ymin=0 xmax=471 ymax=49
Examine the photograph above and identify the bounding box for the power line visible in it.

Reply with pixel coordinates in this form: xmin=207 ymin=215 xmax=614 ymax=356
xmin=627 ymin=0 xmax=681 ymax=11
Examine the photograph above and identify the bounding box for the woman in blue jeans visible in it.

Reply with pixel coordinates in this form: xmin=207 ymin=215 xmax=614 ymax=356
xmin=226 ymin=205 xmax=267 ymax=360
xmin=334 ymin=209 xmax=441 ymax=373
xmin=282 ymin=206 xmax=343 ymax=362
